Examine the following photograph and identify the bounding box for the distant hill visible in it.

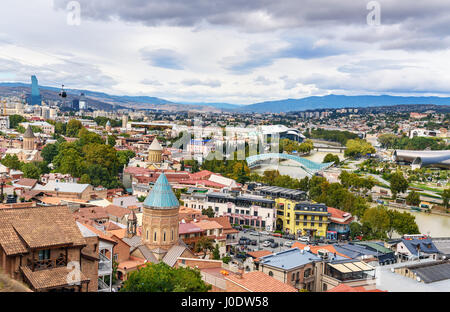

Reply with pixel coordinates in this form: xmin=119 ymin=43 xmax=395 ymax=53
xmin=2 ymin=82 xmax=450 ymax=113
xmin=238 ymin=94 xmax=450 ymax=113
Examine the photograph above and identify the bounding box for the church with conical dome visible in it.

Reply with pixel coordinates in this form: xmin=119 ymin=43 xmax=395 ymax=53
xmin=142 ymin=172 xmax=180 ymax=260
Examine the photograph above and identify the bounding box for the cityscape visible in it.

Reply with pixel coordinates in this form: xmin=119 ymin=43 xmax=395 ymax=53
xmin=0 ymin=0 xmax=449 ymax=300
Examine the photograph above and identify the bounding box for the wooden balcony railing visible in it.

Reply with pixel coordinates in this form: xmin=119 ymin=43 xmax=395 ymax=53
xmin=27 ymin=255 xmax=67 ymax=272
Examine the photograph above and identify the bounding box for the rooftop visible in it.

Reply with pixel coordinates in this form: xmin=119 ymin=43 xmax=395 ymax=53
xmin=259 ymin=247 xmax=320 ymax=270
xmin=143 ymin=173 xmax=179 ymax=209
xmin=225 ymin=271 xmax=297 ymax=292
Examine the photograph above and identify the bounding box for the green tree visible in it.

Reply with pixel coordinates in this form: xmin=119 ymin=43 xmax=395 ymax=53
xmin=66 ymin=119 xmax=83 ymax=137
xmin=212 ymin=244 xmax=220 ymax=260
xmin=344 ymin=139 xmax=376 ymax=158
xmin=120 ymin=262 xmax=211 ymax=292
xmin=79 ymin=174 xmax=91 ymax=184
xmin=9 ymin=115 xmax=27 ymax=129
xmin=323 ymin=153 xmax=340 ymax=165
xmin=21 ymin=163 xmax=40 ymax=179
xmin=52 ymin=147 xmax=85 ymax=177
xmin=117 ymin=150 xmax=136 ymax=169
xmin=1 ymin=154 xmax=21 ymax=170
xmin=202 ymin=207 xmax=215 ymax=218
xmin=387 ymin=210 xmax=420 ymax=238
xmin=406 ymin=191 xmax=421 ymax=206
xmin=195 ymin=236 xmax=214 ymax=259
xmin=378 ymin=134 xmax=398 ymax=149
xmin=349 ymin=222 xmax=363 ymax=239
xmin=390 ymin=171 xmax=409 ymax=199
xmin=361 ymin=206 xmax=390 ymax=239
xmin=41 ymin=143 xmax=59 ymax=163
xmin=442 ymin=189 xmax=450 ymax=210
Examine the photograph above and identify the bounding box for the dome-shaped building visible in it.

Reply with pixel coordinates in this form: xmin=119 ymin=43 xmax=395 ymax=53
xmin=148 ymin=137 xmax=163 ymax=163
xmin=142 ymin=173 xmax=179 ymax=260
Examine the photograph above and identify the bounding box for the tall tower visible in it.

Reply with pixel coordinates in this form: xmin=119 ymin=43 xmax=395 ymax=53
xmin=28 ymin=75 xmax=42 ymax=106
xmin=142 ymin=173 xmax=179 ymax=260
xmin=148 ymin=138 xmax=163 ymax=163
xmin=105 ymin=120 xmax=111 ymax=132
xmin=23 ymin=125 xmax=35 ymax=151
xmin=126 ymin=211 xmax=137 ymax=239
xmin=122 ymin=114 xmax=128 ymax=129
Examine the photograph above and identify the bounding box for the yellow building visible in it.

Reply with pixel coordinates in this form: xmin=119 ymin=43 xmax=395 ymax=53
xmin=275 ymin=198 xmax=329 ymax=238
xmin=148 ymin=138 xmax=163 ymax=163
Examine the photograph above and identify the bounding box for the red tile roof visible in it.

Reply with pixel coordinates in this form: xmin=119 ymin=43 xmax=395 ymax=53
xmin=327 ymin=207 xmax=353 ymax=224
xmin=226 ymin=271 xmax=297 ymax=292
xmin=292 ymin=242 xmax=350 ymax=259
xmin=327 ymin=284 xmax=386 ymax=292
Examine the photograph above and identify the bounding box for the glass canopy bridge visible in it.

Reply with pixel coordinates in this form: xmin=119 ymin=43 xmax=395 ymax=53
xmin=246 ymin=153 xmax=335 ymax=176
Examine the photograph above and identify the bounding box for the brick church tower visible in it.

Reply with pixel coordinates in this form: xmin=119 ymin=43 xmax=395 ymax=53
xmin=142 ymin=173 xmax=179 ymax=260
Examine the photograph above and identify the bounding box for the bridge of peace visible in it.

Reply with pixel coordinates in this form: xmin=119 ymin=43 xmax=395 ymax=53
xmin=246 ymin=153 xmax=335 ymax=176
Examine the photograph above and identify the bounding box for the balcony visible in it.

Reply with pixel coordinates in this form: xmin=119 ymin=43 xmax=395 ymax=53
xmin=98 ymin=253 xmax=113 ymax=276
xmin=27 ymin=255 xmax=67 ymax=272
xmin=226 ymin=237 xmax=239 ymax=245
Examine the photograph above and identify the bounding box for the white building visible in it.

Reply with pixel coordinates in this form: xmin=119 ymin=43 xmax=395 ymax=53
xmin=182 ymin=191 xmax=276 ymax=231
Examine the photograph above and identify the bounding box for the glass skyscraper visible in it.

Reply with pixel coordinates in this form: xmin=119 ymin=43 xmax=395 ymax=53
xmin=26 ymin=75 xmax=42 ymax=106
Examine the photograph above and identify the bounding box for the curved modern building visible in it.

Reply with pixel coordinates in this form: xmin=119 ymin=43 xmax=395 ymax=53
xmin=393 ymin=150 xmax=450 ymax=169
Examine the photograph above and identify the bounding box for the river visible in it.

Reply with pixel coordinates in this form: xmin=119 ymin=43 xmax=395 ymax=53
xmin=388 ymin=207 xmax=450 ymax=238
xmin=251 ymin=150 xmax=450 ymax=238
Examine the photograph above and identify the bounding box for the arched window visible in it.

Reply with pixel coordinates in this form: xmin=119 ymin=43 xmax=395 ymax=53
xmin=171 ymin=230 xmax=174 ymax=241
xmin=163 ymin=231 xmax=166 ymax=242
xmin=268 ymin=271 xmax=273 ymax=277
xmin=146 ymin=230 xmax=149 ymax=240
xmin=154 ymin=231 xmax=157 ymax=242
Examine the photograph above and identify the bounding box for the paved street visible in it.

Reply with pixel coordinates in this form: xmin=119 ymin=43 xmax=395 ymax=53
xmin=235 ymin=231 xmax=300 ymax=254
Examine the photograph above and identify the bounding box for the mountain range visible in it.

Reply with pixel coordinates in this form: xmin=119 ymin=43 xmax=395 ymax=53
xmin=1 ymin=82 xmax=450 ymax=113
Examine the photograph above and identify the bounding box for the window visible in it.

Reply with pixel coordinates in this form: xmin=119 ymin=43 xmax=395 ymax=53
xmin=254 ymin=211 xmax=258 ymax=216
xmin=268 ymin=271 xmax=273 ymax=277
xmin=319 ymin=216 xmax=323 ymax=221
xmin=228 ymin=208 xmax=232 ymax=213
xmin=154 ymin=232 xmax=157 ymax=242
xmin=146 ymin=230 xmax=149 ymax=240
xmin=38 ymin=249 xmax=51 ymax=261
xmin=215 ymin=207 xmax=219 ymax=212
xmin=172 ymin=230 xmax=174 ymax=240
xmin=164 ymin=231 xmax=166 ymax=242
xmin=303 ymin=222 xmax=307 ymax=226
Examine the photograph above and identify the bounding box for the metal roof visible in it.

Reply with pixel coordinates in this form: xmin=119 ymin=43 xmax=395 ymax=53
xmin=410 ymin=261 xmax=450 ymax=283
xmin=143 ymin=173 xmax=179 ymax=209
xmin=259 ymin=248 xmax=320 ymax=270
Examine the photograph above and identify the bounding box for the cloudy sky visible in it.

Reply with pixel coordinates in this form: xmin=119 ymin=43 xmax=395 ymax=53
xmin=1 ymin=0 xmax=450 ymax=104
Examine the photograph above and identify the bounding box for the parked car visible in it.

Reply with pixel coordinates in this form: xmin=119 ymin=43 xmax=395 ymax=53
xmin=298 ymin=236 xmax=310 ymax=242
xmin=272 ymin=233 xmax=282 ymax=238
xmin=265 ymin=238 xmax=275 ymax=243
xmin=249 ymin=231 xmax=259 ymax=236
xmin=262 ymin=241 xmax=271 ymax=247
xmin=259 ymin=231 xmax=269 ymax=235
xmin=239 ymin=238 xmax=250 ymax=245
xmin=243 ymin=229 xmax=249 ymax=233
xmin=270 ymin=242 xmax=279 ymax=248
xmin=250 ymin=240 xmax=257 ymax=246
xmin=284 ymin=241 xmax=293 ymax=247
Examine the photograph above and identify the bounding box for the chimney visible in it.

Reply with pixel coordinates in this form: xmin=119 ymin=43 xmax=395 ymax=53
xmin=236 ymin=267 xmax=244 ymax=279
